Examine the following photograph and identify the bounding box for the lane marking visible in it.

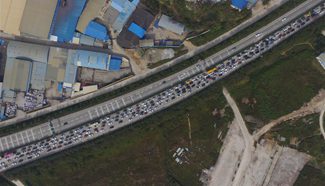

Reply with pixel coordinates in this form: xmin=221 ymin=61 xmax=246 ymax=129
xmin=5 ymin=137 xmax=10 ymax=149
xmin=31 ymin=130 xmax=36 ymax=141
xmin=105 ymin=104 xmax=110 ymax=113
xmin=40 ymin=127 xmax=44 ymax=138
xmin=122 ymin=98 xmax=126 ymax=106
xmin=19 ymin=133 xmax=25 ymax=144
xmin=0 ymin=140 xmax=4 ymax=152
xmin=95 ymin=108 xmax=100 ymax=117
xmin=88 ymin=110 xmax=93 ymax=120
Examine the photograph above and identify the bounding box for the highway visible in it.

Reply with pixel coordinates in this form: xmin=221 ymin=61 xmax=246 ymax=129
xmin=0 ymin=0 xmax=323 ymax=154
xmin=0 ymin=1 xmax=323 ymax=172
xmin=0 ymin=0 xmax=294 ymax=127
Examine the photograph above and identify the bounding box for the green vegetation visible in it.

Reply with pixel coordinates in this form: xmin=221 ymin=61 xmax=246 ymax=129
xmin=226 ymin=15 xmax=325 ymax=124
xmin=0 ymin=176 xmax=14 ymax=186
xmin=142 ymin=0 xmax=250 ymax=46
xmin=269 ymin=114 xmax=325 ymax=162
xmin=6 ymin=80 xmax=233 ymax=186
xmin=295 ymin=165 xmax=325 ymax=186
xmin=0 ymin=0 xmax=310 ymax=137
xmin=3 ymin=6 xmax=325 ymax=186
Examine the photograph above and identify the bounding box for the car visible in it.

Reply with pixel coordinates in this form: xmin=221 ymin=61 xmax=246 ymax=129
xmin=281 ymin=17 xmax=287 ymax=22
xmin=255 ymin=33 xmax=261 ymax=38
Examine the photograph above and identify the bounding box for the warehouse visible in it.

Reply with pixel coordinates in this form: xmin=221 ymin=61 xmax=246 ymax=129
xmin=76 ymin=0 xmax=107 ymax=33
xmin=117 ymin=6 xmax=154 ymax=48
xmin=70 ymin=50 xmax=110 ymax=71
xmin=84 ymin=21 xmax=109 ymax=41
xmin=2 ymin=58 xmax=31 ymax=92
xmin=7 ymin=41 xmax=49 ymax=63
xmin=109 ymin=56 xmax=122 ymax=71
xmin=46 ymin=47 xmax=68 ymax=83
xmin=158 ymin=15 xmax=185 ymax=35
xmin=111 ymin=0 xmax=140 ymax=33
xmin=0 ymin=0 xmax=27 ymax=36
xmin=19 ymin=0 xmax=58 ymax=39
xmin=51 ymin=0 xmax=87 ymax=42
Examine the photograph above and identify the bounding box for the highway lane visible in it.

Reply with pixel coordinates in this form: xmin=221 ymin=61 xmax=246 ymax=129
xmin=0 ymin=0 xmax=294 ymax=127
xmin=0 ymin=3 xmax=324 ymax=172
xmin=0 ymin=0 xmax=323 ymax=154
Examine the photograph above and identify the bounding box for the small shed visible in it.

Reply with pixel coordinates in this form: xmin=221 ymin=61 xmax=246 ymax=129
xmin=128 ymin=22 xmax=146 ymax=38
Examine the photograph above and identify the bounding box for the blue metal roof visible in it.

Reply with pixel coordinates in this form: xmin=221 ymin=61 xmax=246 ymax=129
xmin=109 ymin=56 xmax=122 ymax=71
xmin=85 ymin=21 xmax=109 ymax=41
xmin=128 ymin=23 xmax=145 ymax=38
xmin=51 ymin=0 xmax=87 ymax=42
xmin=71 ymin=50 xmax=109 ymax=71
xmin=231 ymin=0 xmax=248 ymax=10
xmin=112 ymin=0 xmax=140 ymax=33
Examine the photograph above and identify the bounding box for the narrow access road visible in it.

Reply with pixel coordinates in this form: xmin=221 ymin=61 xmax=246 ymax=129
xmin=223 ymin=88 xmax=255 ymax=186
xmin=319 ymin=107 xmax=325 ymax=140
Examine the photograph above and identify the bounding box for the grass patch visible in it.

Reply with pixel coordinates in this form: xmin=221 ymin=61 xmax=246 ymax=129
xmin=294 ymin=165 xmax=325 ymax=186
xmin=6 ymin=82 xmax=233 ymax=186
xmin=225 ymin=16 xmax=325 ymax=124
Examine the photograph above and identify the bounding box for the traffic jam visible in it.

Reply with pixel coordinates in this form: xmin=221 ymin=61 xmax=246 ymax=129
xmin=0 ymin=3 xmax=324 ymax=172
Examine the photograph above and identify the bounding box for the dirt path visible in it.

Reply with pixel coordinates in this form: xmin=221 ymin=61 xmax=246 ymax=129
xmin=255 ymin=89 xmax=325 ymax=141
xmin=281 ymin=42 xmax=315 ymax=55
xmin=319 ymin=107 xmax=325 ymax=140
xmin=222 ymin=88 xmax=254 ymax=186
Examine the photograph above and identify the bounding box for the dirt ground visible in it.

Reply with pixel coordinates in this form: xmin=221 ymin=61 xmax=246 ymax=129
xmin=202 ymin=89 xmax=311 ymax=186
xmin=252 ymin=0 xmax=286 ymax=16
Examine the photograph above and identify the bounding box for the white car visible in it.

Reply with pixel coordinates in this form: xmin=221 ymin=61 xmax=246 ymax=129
xmin=282 ymin=17 xmax=287 ymax=22
xmin=255 ymin=33 xmax=261 ymax=38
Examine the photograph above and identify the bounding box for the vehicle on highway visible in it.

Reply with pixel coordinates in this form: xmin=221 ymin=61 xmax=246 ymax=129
xmin=0 ymin=2 xmax=324 ymax=173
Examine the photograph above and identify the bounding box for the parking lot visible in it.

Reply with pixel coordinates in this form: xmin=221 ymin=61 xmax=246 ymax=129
xmin=0 ymin=2 xmax=324 ymax=172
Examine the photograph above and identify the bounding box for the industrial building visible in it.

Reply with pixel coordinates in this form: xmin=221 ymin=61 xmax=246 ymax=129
xmin=3 ymin=41 xmax=50 ymax=92
xmin=157 ymin=15 xmax=185 ymax=35
xmin=2 ymin=58 xmax=31 ymax=92
xmin=7 ymin=41 xmax=49 ymax=63
xmin=70 ymin=50 xmax=110 ymax=71
xmin=110 ymin=0 xmax=140 ymax=33
xmin=231 ymin=0 xmax=248 ymax=11
xmin=51 ymin=0 xmax=87 ymax=42
xmin=84 ymin=21 xmax=109 ymax=41
xmin=117 ymin=6 xmax=154 ymax=48
xmin=46 ymin=47 xmax=68 ymax=83
xmin=109 ymin=56 xmax=122 ymax=71
xmin=0 ymin=0 xmax=27 ymax=36
xmin=19 ymin=0 xmax=58 ymax=39
xmin=76 ymin=0 xmax=108 ymax=33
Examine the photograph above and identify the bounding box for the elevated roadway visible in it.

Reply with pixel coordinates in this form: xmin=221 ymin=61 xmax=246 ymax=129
xmin=0 ymin=0 xmax=293 ymax=127
xmin=0 ymin=0 xmax=323 ymax=153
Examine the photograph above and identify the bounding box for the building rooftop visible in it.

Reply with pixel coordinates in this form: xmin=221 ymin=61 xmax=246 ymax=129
xmin=76 ymin=0 xmax=107 ymax=33
xmin=51 ymin=0 xmax=87 ymax=42
xmin=3 ymin=58 xmax=31 ymax=92
xmin=0 ymin=0 xmax=27 ymax=36
xmin=70 ymin=50 xmax=110 ymax=71
xmin=46 ymin=47 xmax=68 ymax=82
xmin=7 ymin=41 xmax=49 ymax=63
xmin=111 ymin=0 xmax=140 ymax=33
xmin=128 ymin=23 xmax=146 ymax=38
xmin=158 ymin=15 xmax=185 ymax=35
xmin=109 ymin=56 xmax=122 ymax=71
xmin=231 ymin=0 xmax=248 ymax=10
xmin=19 ymin=0 xmax=58 ymax=39
xmin=85 ymin=21 xmax=109 ymax=41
